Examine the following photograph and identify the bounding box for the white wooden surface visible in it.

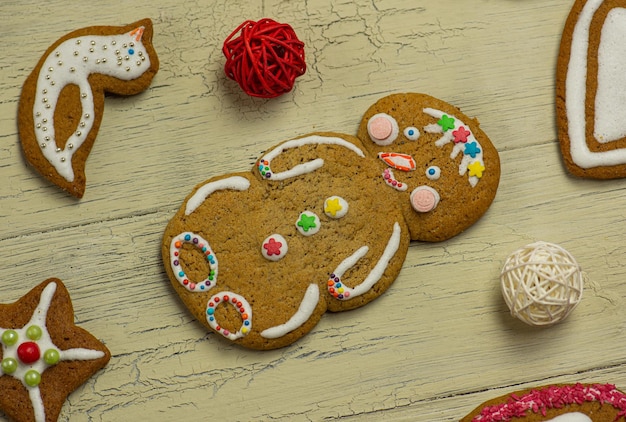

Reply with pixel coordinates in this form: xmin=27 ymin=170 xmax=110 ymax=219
xmin=1 ymin=0 xmax=625 ymax=421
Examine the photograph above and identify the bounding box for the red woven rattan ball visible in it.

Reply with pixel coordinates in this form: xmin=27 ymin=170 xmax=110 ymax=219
xmin=222 ymin=18 xmax=306 ymax=98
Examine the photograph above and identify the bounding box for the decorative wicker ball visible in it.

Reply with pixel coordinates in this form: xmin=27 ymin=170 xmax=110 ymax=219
xmin=222 ymin=18 xmax=306 ymax=98
xmin=500 ymin=241 xmax=584 ymax=327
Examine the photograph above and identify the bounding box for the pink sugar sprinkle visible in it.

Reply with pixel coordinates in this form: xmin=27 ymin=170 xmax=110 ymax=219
xmin=472 ymin=383 xmax=626 ymax=421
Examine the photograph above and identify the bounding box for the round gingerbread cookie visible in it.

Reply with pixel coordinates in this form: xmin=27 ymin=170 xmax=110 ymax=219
xmin=357 ymin=93 xmax=500 ymax=242
xmin=162 ymin=132 xmax=410 ymax=350
xmin=461 ymin=383 xmax=626 ymax=421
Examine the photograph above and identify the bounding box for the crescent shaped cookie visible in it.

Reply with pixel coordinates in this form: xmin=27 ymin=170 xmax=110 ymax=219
xmin=461 ymin=383 xmax=626 ymax=421
xmin=556 ymin=0 xmax=626 ymax=178
xmin=18 ymin=19 xmax=159 ymax=197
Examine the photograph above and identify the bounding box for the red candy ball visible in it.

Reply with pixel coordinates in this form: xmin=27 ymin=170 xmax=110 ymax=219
xmin=17 ymin=341 xmax=41 ymax=364
xmin=222 ymin=18 xmax=306 ymax=98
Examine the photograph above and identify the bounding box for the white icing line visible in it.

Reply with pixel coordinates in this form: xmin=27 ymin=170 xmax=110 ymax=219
xmin=258 ymin=135 xmax=365 ymax=181
xmin=185 ymin=176 xmax=250 ymax=215
xmin=260 ymin=284 xmax=320 ymax=339
xmin=423 ymin=108 xmax=483 ymax=187
xmin=565 ymin=0 xmax=626 ymax=168
xmin=329 ymin=222 xmax=402 ymax=299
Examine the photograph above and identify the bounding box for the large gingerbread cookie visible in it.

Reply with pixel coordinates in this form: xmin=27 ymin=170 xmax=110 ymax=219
xmin=461 ymin=383 xmax=626 ymax=421
xmin=161 ymin=93 xmax=500 ymax=350
xmin=556 ymin=0 xmax=626 ymax=178
xmin=18 ymin=19 xmax=159 ymax=197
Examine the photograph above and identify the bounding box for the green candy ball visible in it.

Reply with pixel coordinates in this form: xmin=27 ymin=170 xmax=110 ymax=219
xmin=24 ymin=370 xmax=41 ymax=387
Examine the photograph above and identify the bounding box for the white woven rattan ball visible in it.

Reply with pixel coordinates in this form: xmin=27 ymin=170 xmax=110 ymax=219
xmin=500 ymin=241 xmax=584 ymax=327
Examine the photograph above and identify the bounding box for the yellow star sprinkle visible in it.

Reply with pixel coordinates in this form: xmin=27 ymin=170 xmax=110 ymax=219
xmin=467 ymin=161 xmax=485 ymax=178
xmin=324 ymin=197 xmax=343 ymax=217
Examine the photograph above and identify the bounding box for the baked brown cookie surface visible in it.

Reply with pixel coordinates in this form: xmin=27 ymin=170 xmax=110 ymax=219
xmin=18 ymin=19 xmax=159 ymax=197
xmin=556 ymin=0 xmax=626 ymax=178
xmin=162 ymin=133 xmax=410 ymax=350
xmin=357 ymin=93 xmax=500 ymax=241
xmin=0 ymin=279 xmax=110 ymax=422
xmin=461 ymin=383 xmax=626 ymax=421
xmin=162 ymin=94 xmax=500 ymax=350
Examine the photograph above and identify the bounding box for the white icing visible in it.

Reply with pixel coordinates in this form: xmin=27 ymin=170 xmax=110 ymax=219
xmin=594 ymin=8 xmax=626 ymax=143
xmin=565 ymin=0 xmax=626 ymax=167
xmin=295 ymin=211 xmax=321 ymax=236
xmin=258 ymin=135 xmax=365 ymax=181
xmin=260 ymin=284 xmax=319 ymax=339
xmin=169 ymin=232 xmax=218 ymax=292
xmin=0 ymin=282 xmax=105 ymax=422
xmin=423 ymin=108 xmax=484 ymax=187
xmin=546 ymin=413 xmax=592 ymax=422
xmin=185 ymin=176 xmax=250 ymax=215
xmin=205 ymin=291 xmax=252 ymax=340
xmin=32 ymin=26 xmax=152 ymax=182
xmin=330 ymin=222 xmax=402 ymax=299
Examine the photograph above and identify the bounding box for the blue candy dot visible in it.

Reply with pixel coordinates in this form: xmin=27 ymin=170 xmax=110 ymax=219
xmin=184 ymin=234 xmax=191 ymax=241
xmin=128 ymin=48 xmax=135 ymax=55
xmin=207 ymin=308 xmax=214 ymax=315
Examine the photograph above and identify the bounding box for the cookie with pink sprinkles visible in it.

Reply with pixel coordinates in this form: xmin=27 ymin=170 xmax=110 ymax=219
xmin=461 ymin=383 xmax=626 ymax=421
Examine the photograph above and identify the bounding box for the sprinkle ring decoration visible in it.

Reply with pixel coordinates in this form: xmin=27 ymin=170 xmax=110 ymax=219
xmin=500 ymin=241 xmax=584 ymax=327
xmin=170 ymin=232 xmax=218 ymax=292
xmin=206 ymin=292 xmax=252 ymax=340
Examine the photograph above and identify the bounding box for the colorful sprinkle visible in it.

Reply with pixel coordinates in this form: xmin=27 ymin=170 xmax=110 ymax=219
xmin=452 ymin=126 xmax=471 ymax=143
xmin=262 ymin=235 xmax=287 ymax=261
xmin=1 ymin=357 xmax=17 ymax=374
xmin=257 ymin=159 xmax=272 ymax=178
xmin=1 ymin=330 xmax=18 ymax=346
xmin=437 ymin=114 xmax=455 ymax=131
xmin=467 ymin=161 xmax=486 ymax=178
xmin=24 ymin=369 xmax=41 ymax=387
xmin=471 ymin=383 xmax=626 ymax=421
xmin=205 ymin=291 xmax=252 ymax=341
xmin=17 ymin=341 xmax=41 ymax=365
xmin=296 ymin=211 xmax=320 ymax=236
xmin=382 ymin=168 xmax=408 ymax=192
xmin=464 ymin=141 xmax=481 ymax=158
xmin=170 ymin=232 xmax=218 ymax=293
xmin=26 ymin=325 xmax=43 ymax=341
xmin=324 ymin=196 xmax=349 ymax=218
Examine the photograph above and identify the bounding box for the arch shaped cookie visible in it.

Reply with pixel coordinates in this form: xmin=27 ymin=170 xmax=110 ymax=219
xmin=18 ymin=19 xmax=159 ymax=197
xmin=557 ymin=0 xmax=626 ymax=178
xmin=162 ymin=133 xmax=410 ymax=350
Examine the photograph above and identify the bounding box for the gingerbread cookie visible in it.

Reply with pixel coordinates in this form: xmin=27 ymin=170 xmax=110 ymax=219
xmin=161 ymin=94 xmax=500 ymax=350
xmin=556 ymin=0 xmax=626 ymax=178
xmin=18 ymin=19 xmax=159 ymax=197
xmin=461 ymin=383 xmax=626 ymax=421
xmin=0 ymin=279 xmax=110 ymax=422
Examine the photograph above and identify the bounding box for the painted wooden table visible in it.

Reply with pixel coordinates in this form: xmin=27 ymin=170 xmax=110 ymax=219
xmin=1 ymin=1 xmax=625 ymax=420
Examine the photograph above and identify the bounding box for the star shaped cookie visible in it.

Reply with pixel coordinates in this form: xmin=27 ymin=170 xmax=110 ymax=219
xmin=0 ymin=279 xmax=110 ymax=422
